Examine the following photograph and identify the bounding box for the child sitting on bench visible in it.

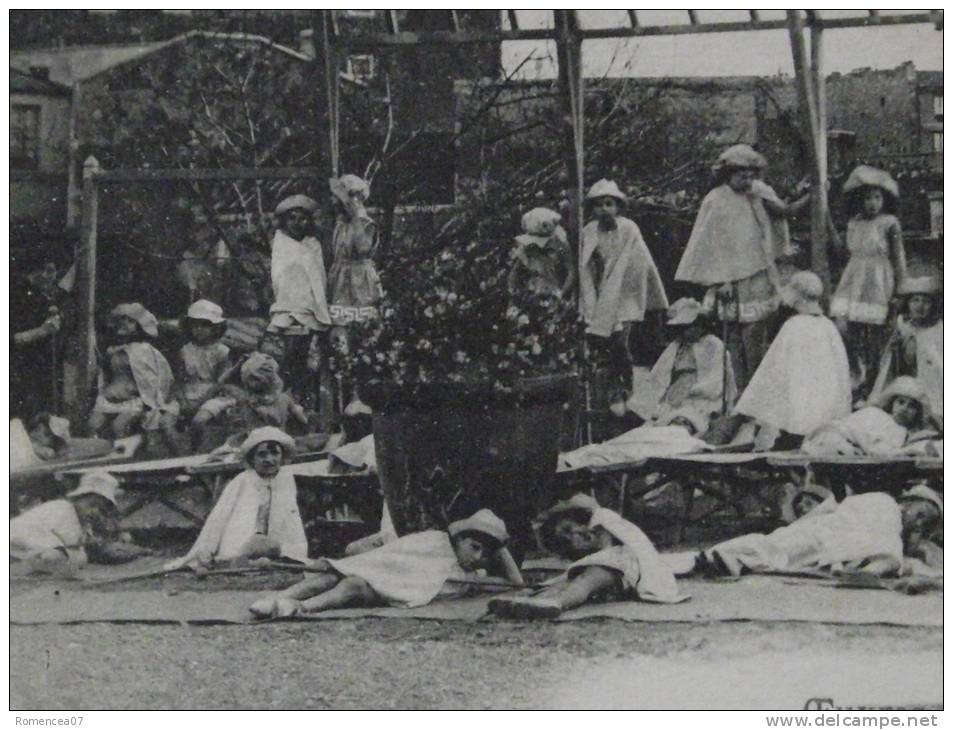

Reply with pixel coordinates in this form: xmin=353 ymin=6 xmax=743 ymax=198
xmin=489 ymin=494 xmax=683 ymax=620
xmin=249 ymin=508 xmax=522 ymax=618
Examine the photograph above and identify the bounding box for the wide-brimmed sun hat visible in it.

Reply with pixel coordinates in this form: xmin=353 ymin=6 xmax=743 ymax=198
xmin=666 ymin=297 xmax=703 ymax=326
xmin=448 ymin=508 xmax=510 ymax=545
xmin=842 ymin=165 xmax=899 ymax=199
xmin=875 ymin=376 xmax=932 ymax=421
xmin=586 ymin=179 xmax=627 ymax=203
xmin=716 ymin=144 xmax=767 ymax=171
xmin=275 ymin=194 xmax=318 ymax=216
xmin=186 ymin=299 xmax=225 ymax=325
xmin=897 ymin=483 xmax=943 ymax=516
xmin=240 ymin=426 xmax=296 ymax=461
xmin=68 ymin=471 xmax=120 ymax=506
xmin=896 ymin=276 xmax=940 ymax=297
xmin=110 ymin=303 xmax=159 ymax=338
xmin=331 ymin=174 xmax=371 ymax=204
xmin=779 ymin=271 xmax=824 ymax=315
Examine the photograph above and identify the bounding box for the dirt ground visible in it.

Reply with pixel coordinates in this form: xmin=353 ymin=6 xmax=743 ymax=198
xmin=11 ymin=619 xmax=942 ymax=710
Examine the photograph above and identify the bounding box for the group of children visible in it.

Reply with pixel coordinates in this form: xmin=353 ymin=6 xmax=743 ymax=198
xmin=507 ymin=144 xmax=940 ymax=456
xmin=19 ymin=174 xmax=381 ymax=460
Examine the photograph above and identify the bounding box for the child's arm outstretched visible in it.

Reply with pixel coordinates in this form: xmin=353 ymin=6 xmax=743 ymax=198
xmin=887 ymin=217 xmax=907 ymax=284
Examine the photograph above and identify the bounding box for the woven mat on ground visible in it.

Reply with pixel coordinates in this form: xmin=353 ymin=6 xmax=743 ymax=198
xmin=10 ymin=573 xmax=941 ymax=627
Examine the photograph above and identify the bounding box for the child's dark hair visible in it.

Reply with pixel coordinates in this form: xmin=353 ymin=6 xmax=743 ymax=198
xmin=536 ymin=507 xmax=591 ymax=556
xmin=182 ymin=316 xmax=227 ymax=340
xmin=845 ymin=184 xmax=897 ymax=217
xmin=899 ymin=292 xmax=942 ymax=325
xmin=452 ymin=529 xmax=503 ymax=554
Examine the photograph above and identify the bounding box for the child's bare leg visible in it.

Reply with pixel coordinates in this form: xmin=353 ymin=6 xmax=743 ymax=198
xmin=539 ymin=567 xmax=619 ymax=611
xmin=278 ymin=573 xmax=341 ymax=601
xmin=111 ymin=412 xmax=141 ymax=438
xmin=87 ymin=410 xmax=108 ymax=437
xmin=298 ymin=576 xmax=382 ymax=613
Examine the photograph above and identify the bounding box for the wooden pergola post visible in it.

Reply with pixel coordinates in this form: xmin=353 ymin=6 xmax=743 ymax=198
xmin=554 ymin=9 xmax=584 ymax=302
xmin=70 ymin=155 xmax=100 ymax=429
xmin=787 ymin=10 xmax=831 ymax=293
xmin=312 ymin=9 xmax=341 ymax=182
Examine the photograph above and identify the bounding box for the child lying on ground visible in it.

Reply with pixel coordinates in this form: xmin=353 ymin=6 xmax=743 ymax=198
xmin=249 ymin=508 xmax=522 ymax=618
xmin=694 ymin=485 xmax=942 ymax=579
xmin=11 ymin=472 xmax=149 ymax=572
xmin=488 ymin=494 xmax=684 ymax=620
xmin=166 ymin=427 xmax=308 ymax=570
xmin=803 ymin=376 xmax=941 ymax=457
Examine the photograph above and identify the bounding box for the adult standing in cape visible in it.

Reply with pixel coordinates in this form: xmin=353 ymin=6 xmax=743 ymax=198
xmin=675 ymin=144 xmax=810 ymax=389
xmin=166 ymin=427 xmax=308 ymax=569
xmin=579 ymin=179 xmax=668 ymax=397
xmin=268 ymin=195 xmax=331 ymax=411
xmin=734 ymin=271 xmax=852 ymax=448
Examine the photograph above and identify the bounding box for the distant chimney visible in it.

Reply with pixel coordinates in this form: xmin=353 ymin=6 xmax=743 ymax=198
xmin=29 ymin=66 xmax=50 ymax=81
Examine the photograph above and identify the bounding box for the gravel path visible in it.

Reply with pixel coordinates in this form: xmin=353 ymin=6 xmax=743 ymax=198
xmin=11 ymin=620 xmax=941 ymax=710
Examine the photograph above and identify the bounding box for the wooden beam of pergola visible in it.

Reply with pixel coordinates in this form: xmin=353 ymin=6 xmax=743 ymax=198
xmin=333 ymin=12 xmax=937 ymax=48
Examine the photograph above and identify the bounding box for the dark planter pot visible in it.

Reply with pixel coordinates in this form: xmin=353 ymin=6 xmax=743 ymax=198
xmin=363 ymin=374 xmax=577 ymax=556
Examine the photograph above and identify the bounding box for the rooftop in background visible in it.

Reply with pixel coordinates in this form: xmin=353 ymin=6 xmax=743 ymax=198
xmin=9 ymin=31 xmax=310 ymax=87
xmin=10 ymin=65 xmax=71 ymax=96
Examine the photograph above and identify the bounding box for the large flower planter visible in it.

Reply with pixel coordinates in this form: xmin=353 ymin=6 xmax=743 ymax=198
xmin=364 ymin=374 xmax=577 ymax=556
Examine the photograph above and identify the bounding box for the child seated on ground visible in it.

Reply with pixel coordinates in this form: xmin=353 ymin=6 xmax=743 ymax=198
xmin=627 ymin=297 xmax=737 ymax=434
xmin=488 ymin=494 xmax=683 ymax=620
xmin=190 ymin=352 xmax=309 ymax=452
xmin=803 ymin=376 xmax=940 ymax=457
xmin=87 ymin=303 xmax=180 ymax=451
xmin=872 ymin=275 xmax=942 ymax=421
xmin=694 ymin=485 xmax=943 ymax=579
xmin=166 ymin=427 xmax=308 ymax=570
xmin=11 ymin=472 xmax=149 ymax=572
xmin=249 ymin=508 xmax=522 ymax=619
xmin=176 ymin=299 xmax=231 ymax=420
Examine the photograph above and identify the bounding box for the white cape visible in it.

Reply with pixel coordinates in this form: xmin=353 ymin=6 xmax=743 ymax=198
xmin=734 ymin=314 xmax=851 ymax=436
xmin=166 ymin=467 xmax=308 ymax=568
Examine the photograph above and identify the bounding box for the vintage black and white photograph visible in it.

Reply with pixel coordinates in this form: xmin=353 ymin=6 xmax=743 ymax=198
xmin=8 ymin=8 xmax=944 ymax=712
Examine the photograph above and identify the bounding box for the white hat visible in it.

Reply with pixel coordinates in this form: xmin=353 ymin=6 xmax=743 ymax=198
xmin=586 ymin=178 xmax=627 ymax=203
xmin=897 ymin=276 xmax=940 ymax=296
xmin=780 ymin=271 xmax=824 ymax=315
xmin=186 ymin=299 xmax=225 ymax=324
xmin=520 ymin=207 xmax=562 ymax=237
xmin=843 ymin=165 xmax=899 ymax=199
xmin=666 ymin=297 xmax=703 ymax=326
xmin=716 ymin=144 xmax=767 ymax=170
xmin=47 ymin=415 xmax=71 ymax=442
xmin=240 ymin=426 xmax=296 ymax=461
xmin=110 ymin=302 xmax=159 ymax=338
xmin=448 ymin=508 xmax=509 ymax=545
xmin=68 ymin=471 xmax=120 ymax=506
xmin=875 ymin=376 xmax=932 ymax=421
xmin=331 ymin=174 xmax=371 ymax=203
xmin=898 ymin=484 xmax=943 ymax=516
xmin=275 ymin=194 xmax=318 ymax=216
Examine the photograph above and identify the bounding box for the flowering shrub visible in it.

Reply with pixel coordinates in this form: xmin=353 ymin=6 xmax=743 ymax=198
xmin=336 ymin=235 xmax=585 ymax=396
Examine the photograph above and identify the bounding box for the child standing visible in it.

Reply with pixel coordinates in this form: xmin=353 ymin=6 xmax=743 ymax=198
xmin=580 ymin=179 xmax=668 ymax=397
xmin=177 ymin=300 xmax=231 ymax=419
xmin=249 ymin=508 xmax=522 ymax=618
xmin=830 ymin=165 xmax=907 ymax=391
xmin=508 ymin=207 xmax=575 ymax=298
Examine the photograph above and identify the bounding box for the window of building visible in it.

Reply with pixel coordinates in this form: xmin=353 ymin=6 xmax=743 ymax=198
xmin=10 ymin=104 xmax=41 ymax=170
xmin=933 ymin=132 xmax=943 ymax=153
xmin=346 ymin=54 xmax=376 ymax=83
xmin=933 ymin=93 xmax=943 ymax=121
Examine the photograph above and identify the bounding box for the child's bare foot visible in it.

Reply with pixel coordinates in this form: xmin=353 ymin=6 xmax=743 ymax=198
xmin=248 ymin=597 xmax=279 ymax=619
